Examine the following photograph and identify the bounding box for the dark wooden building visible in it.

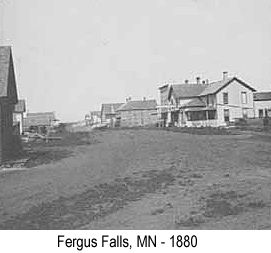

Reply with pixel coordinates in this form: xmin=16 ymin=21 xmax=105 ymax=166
xmin=117 ymin=99 xmax=158 ymax=127
xmin=0 ymin=46 xmax=19 ymax=163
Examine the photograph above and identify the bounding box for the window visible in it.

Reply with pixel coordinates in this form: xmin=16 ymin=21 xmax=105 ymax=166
xmin=207 ymin=110 xmax=216 ymax=120
xmin=242 ymin=108 xmax=248 ymax=119
xmin=224 ymin=109 xmax=230 ymax=122
xmin=186 ymin=111 xmax=207 ymax=121
xmin=259 ymin=109 xmax=264 ymax=118
xmin=223 ymin=92 xmax=228 ymax=104
xmin=241 ymin=92 xmax=247 ymax=104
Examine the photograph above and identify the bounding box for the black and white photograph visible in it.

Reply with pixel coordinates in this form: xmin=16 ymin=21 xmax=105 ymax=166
xmin=0 ymin=0 xmax=271 ymax=233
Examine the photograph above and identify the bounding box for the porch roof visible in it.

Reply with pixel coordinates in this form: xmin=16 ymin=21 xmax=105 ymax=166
xmin=181 ymin=97 xmax=206 ymax=108
xmin=184 ymin=107 xmax=216 ymax=112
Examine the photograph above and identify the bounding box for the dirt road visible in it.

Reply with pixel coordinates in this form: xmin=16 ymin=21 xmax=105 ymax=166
xmin=1 ymin=129 xmax=271 ymax=229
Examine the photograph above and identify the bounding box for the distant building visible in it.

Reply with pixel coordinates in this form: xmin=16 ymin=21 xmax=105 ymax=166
xmin=116 ymin=99 xmax=158 ymax=127
xmin=101 ymin=103 xmax=123 ymax=127
xmin=89 ymin=111 xmax=101 ymax=125
xmin=85 ymin=111 xmax=101 ymax=126
xmin=24 ymin=112 xmax=58 ymax=134
xmin=13 ymin=99 xmax=26 ymax=134
xmin=253 ymin=92 xmax=271 ymax=118
xmin=0 ymin=46 xmax=20 ymax=162
xmin=157 ymin=84 xmax=171 ymax=127
xmin=159 ymin=72 xmax=256 ymax=127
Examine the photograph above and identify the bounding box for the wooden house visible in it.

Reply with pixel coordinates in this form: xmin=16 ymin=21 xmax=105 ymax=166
xmin=160 ymin=72 xmax=256 ymax=127
xmin=100 ymin=103 xmax=123 ymax=127
xmin=23 ymin=112 xmax=57 ymax=134
xmin=116 ymin=99 xmax=157 ymax=127
xmin=0 ymin=46 xmax=19 ymax=162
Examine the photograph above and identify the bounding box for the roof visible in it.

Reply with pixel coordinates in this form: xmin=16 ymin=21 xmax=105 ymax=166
xmin=117 ymin=99 xmax=157 ymax=111
xmin=253 ymin=92 xmax=271 ymax=101
xmin=101 ymin=103 xmax=124 ymax=115
xmin=24 ymin=112 xmax=56 ymax=127
xmin=14 ymin=99 xmax=26 ymax=113
xmin=168 ymin=77 xmax=256 ymax=99
xmin=169 ymin=83 xmax=208 ymax=99
xmin=182 ymin=97 xmax=206 ymax=108
xmin=0 ymin=46 xmax=18 ymax=102
xmin=199 ymin=77 xmax=256 ymax=96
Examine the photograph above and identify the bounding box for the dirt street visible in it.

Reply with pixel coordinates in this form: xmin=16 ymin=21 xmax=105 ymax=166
xmin=0 ymin=129 xmax=271 ymax=229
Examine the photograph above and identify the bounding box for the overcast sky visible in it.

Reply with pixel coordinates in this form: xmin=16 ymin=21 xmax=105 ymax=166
xmin=1 ymin=0 xmax=271 ymax=121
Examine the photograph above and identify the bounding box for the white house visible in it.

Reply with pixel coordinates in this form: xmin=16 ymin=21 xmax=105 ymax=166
xmin=253 ymin=92 xmax=271 ymax=118
xmin=159 ymin=72 xmax=256 ymax=127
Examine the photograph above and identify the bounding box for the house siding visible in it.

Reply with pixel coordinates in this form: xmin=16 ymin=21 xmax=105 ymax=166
xmin=0 ymin=47 xmax=20 ymax=163
xmin=216 ymin=80 xmax=254 ymax=125
xmin=0 ymin=101 xmax=17 ymax=162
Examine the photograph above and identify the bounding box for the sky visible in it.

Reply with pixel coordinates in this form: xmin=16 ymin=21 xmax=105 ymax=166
xmin=1 ymin=0 xmax=271 ymax=122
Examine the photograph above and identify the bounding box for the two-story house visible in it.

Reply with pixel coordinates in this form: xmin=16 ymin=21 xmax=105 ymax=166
xmin=160 ymin=72 xmax=256 ymax=127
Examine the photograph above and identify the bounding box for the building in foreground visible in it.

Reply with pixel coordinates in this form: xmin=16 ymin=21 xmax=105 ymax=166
xmin=159 ymin=72 xmax=257 ymax=127
xmin=13 ymin=99 xmax=26 ymax=134
xmin=23 ymin=112 xmax=58 ymax=134
xmin=116 ymin=99 xmax=157 ymax=127
xmin=0 ymin=46 xmax=20 ymax=162
xmin=253 ymin=92 xmax=271 ymax=118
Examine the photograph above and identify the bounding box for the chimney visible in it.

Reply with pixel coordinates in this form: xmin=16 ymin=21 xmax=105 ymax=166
xmin=223 ymin=71 xmax=228 ymax=80
xmin=184 ymin=79 xmax=189 ymax=84
xmin=196 ymin=77 xmax=200 ymax=84
xmin=143 ymin=97 xmax=146 ymax=101
xmin=206 ymin=79 xmax=209 ymax=85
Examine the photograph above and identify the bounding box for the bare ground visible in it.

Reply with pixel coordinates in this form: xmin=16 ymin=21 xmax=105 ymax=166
xmin=0 ymin=128 xmax=271 ymax=229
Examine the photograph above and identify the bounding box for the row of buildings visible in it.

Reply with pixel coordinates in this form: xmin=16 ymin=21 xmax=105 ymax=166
xmin=94 ymin=72 xmax=271 ymax=128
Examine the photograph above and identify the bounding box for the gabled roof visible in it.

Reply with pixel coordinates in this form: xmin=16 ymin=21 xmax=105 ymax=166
xmin=117 ymin=99 xmax=157 ymax=111
xmin=199 ymin=77 xmax=256 ymax=96
xmin=14 ymin=99 xmax=26 ymax=113
xmin=253 ymin=92 xmax=271 ymax=101
xmin=0 ymin=46 xmax=18 ymax=103
xmin=167 ymin=76 xmax=256 ymax=100
xmin=169 ymin=83 xmax=208 ymax=99
xmin=101 ymin=103 xmax=124 ymax=115
xmin=24 ymin=112 xmax=56 ymax=127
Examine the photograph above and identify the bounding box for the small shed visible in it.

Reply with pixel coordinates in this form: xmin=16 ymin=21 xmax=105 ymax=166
xmin=0 ymin=46 xmax=19 ymax=162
